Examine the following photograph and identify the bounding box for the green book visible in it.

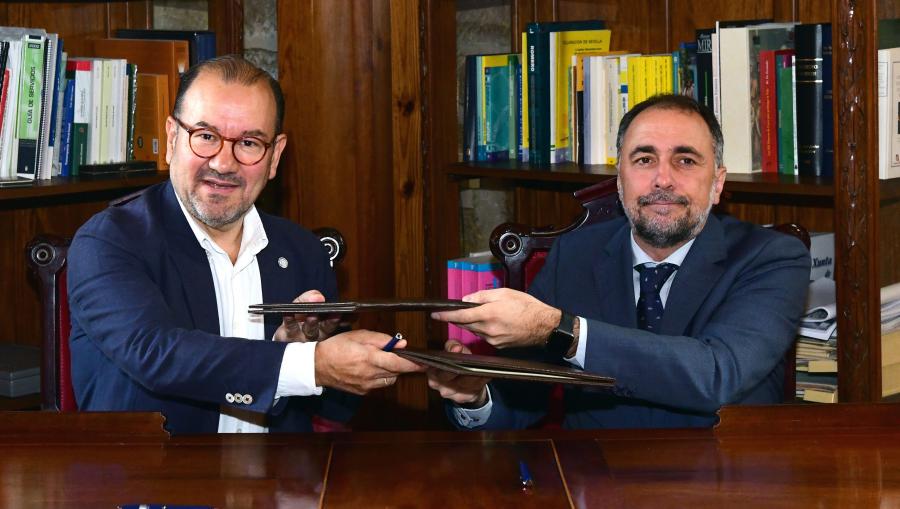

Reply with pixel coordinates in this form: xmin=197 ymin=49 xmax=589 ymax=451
xmin=66 ymin=58 xmax=93 ymax=176
xmin=775 ymin=50 xmax=797 ymax=175
xmin=15 ymin=35 xmax=45 ymax=178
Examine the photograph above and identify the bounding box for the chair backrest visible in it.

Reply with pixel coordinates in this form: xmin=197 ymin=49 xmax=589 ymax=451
xmin=490 ymin=179 xmax=622 ymax=291
xmin=26 ymin=228 xmax=347 ymax=413
xmin=489 ymin=179 xmax=810 ymax=407
xmin=27 ymin=235 xmax=73 ymax=412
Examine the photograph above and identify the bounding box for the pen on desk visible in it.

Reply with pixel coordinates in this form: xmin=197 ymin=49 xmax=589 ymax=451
xmin=519 ymin=459 xmax=534 ymax=489
xmin=383 ymin=332 xmax=403 ymax=352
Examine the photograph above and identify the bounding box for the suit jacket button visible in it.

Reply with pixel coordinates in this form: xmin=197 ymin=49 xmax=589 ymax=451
xmin=225 ymin=393 xmax=235 ymax=403
xmin=234 ymin=393 xmax=244 ymax=404
xmin=242 ymin=394 xmax=253 ymax=405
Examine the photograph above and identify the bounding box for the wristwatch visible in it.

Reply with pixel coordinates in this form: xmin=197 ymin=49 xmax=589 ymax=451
xmin=545 ymin=310 xmax=576 ymax=359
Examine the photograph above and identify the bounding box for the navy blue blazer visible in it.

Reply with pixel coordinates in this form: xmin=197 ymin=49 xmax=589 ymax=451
xmin=473 ymin=214 xmax=811 ymax=429
xmin=68 ymin=181 xmax=347 ymax=434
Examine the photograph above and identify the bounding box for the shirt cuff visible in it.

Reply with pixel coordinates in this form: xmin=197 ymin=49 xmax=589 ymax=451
xmin=276 ymin=341 xmax=323 ymax=398
xmin=452 ymin=386 xmax=493 ymax=428
xmin=565 ymin=317 xmax=588 ymax=369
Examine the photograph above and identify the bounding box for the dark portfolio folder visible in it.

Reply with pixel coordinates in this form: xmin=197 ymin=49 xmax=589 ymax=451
xmin=395 ymin=348 xmax=614 ymax=387
xmin=248 ymin=299 xmax=478 ymax=314
xmin=249 ymin=299 xmax=615 ymax=386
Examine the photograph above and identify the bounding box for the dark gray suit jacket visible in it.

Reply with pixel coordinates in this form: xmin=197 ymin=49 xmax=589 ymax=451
xmin=474 ymin=214 xmax=810 ymax=429
xmin=67 ymin=181 xmax=352 ymax=434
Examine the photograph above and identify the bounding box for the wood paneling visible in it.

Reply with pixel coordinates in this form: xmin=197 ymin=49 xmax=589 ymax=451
xmin=208 ymin=0 xmax=244 ymax=56
xmin=0 ymin=191 xmax=157 ymax=348
xmin=0 ymin=1 xmax=153 ymax=349
xmin=0 ymin=1 xmax=151 ymax=56
xmin=277 ymin=0 xmax=395 ymax=329
xmin=833 ymin=0 xmax=881 ymax=402
xmin=390 ymin=0 xmax=429 ymax=420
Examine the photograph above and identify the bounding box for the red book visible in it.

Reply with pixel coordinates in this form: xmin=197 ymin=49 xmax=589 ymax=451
xmin=0 ymin=69 xmax=9 ymax=137
xmin=758 ymin=49 xmax=778 ymax=173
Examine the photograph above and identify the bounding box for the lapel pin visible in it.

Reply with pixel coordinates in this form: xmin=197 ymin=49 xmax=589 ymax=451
xmin=278 ymin=257 xmax=288 ymax=269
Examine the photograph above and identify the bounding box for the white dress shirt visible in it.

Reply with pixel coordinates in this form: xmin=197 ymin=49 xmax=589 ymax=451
xmin=454 ymin=230 xmax=696 ymax=427
xmin=176 ymin=195 xmax=322 ymax=433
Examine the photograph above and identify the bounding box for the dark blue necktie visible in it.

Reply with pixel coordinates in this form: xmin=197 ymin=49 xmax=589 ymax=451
xmin=635 ymin=263 xmax=678 ymax=333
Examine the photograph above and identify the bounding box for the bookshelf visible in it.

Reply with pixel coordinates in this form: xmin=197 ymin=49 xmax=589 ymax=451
xmin=420 ymin=0 xmax=900 ymax=404
xmin=1 ymin=0 xmax=893 ymax=428
xmin=0 ymin=1 xmax=240 ymax=380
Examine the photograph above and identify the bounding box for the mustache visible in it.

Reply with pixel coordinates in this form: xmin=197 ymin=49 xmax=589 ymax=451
xmin=197 ymin=168 xmax=243 ymax=186
xmin=637 ymin=190 xmax=689 ymax=206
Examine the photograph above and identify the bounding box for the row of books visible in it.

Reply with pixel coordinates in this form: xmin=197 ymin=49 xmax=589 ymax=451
xmin=0 ymin=27 xmax=215 ymax=181
xmin=795 ymin=278 xmax=900 ymax=404
xmin=462 ymin=20 xmax=614 ymax=166
xmin=461 ymin=18 xmax=900 ymax=181
xmin=445 ymin=254 xmax=505 ymax=354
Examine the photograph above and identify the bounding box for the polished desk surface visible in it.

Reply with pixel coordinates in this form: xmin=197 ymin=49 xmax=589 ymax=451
xmin=1 ymin=404 xmax=899 ymax=508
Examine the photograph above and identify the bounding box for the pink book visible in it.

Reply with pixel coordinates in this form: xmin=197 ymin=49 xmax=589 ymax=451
xmin=446 ymin=259 xmax=463 ymax=340
xmin=459 ymin=255 xmax=505 ymax=354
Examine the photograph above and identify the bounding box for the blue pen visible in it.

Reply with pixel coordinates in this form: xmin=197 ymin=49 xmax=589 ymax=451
xmin=519 ymin=459 xmax=534 ymax=489
xmin=383 ymin=332 xmax=403 ymax=352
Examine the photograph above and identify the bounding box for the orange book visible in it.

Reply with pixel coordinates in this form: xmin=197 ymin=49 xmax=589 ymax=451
xmin=133 ymin=73 xmax=170 ymax=170
xmin=84 ymin=38 xmax=188 ymax=112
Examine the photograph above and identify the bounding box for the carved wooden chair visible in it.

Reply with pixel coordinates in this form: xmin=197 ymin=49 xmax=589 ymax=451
xmin=26 ymin=227 xmax=347 ymax=414
xmin=488 ymin=179 xmax=808 ymax=427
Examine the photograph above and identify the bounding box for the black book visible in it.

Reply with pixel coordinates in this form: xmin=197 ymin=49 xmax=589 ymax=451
xmin=795 ymin=23 xmax=833 ymax=178
xmin=695 ymin=28 xmax=715 ymax=109
xmin=114 ymin=29 xmax=216 ymax=67
xmin=462 ymin=55 xmax=477 ymax=162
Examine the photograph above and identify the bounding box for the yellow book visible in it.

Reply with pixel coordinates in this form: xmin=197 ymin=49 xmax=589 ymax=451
xmin=521 ymin=32 xmax=529 ymax=161
xmin=882 ymin=329 xmax=900 ymax=397
xmin=884 ymin=363 xmax=900 ymax=398
xmin=627 ymin=56 xmax=646 ymax=109
xmin=803 ymin=387 xmax=838 ymax=404
xmin=551 ymin=29 xmax=611 ymax=163
xmin=808 ymin=359 xmax=838 ymax=373
xmin=883 ymin=329 xmax=900 ymax=366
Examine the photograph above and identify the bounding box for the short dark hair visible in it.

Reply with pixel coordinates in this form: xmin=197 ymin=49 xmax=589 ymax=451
xmin=615 ymin=94 xmax=724 ymax=168
xmin=172 ymin=54 xmax=285 ymax=135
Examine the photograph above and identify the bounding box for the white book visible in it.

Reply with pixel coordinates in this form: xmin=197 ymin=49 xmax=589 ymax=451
xmin=879 ymin=47 xmax=900 ymax=179
xmin=36 ymin=32 xmax=58 ymax=180
xmin=585 ymin=55 xmax=607 ymax=164
xmin=604 ymin=55 xmax=620 ymax=164
xmin=718 ymin=23 xmax=794 ymax=173
xmin=108 ymin=58 xmax=125 ymax=163
xmin=99 ymin=58 xmax=113 ymax=163
xmin=88 ymin=58 xmax=102 ymax=164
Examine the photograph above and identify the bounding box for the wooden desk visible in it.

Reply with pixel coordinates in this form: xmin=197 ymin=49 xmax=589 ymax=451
xmin=2 ymin=404 xmax=899 ymax=508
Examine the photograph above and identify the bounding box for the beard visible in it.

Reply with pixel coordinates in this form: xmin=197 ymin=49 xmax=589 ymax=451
xmin=183 ymin=168 xmax=251 ymax=229
xmin=621 ymin=186 xmax=715 ymax=249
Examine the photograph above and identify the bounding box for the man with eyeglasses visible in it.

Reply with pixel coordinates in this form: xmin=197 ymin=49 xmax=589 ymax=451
xmin=66 ymin=55 xmax=422 ymax=434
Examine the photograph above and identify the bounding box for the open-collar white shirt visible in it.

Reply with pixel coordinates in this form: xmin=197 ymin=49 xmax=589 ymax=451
xmin=176 ymin=194 xmax=321 ymax=433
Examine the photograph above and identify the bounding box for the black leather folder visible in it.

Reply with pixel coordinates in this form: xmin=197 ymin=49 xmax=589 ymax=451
xmin=394 ymin=348 xmax=615 ymax=387
xmin=249 ymin=299 xmax=478 ymax=315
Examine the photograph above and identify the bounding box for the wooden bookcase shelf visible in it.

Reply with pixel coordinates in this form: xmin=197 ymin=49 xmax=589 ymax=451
xmin=0 ymin=173 xmax=168 ymax=204
xmin=446 ymin=162 xmax=843 ymax=199
xmin=421 ymin=0 xmax=900 ymax=406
